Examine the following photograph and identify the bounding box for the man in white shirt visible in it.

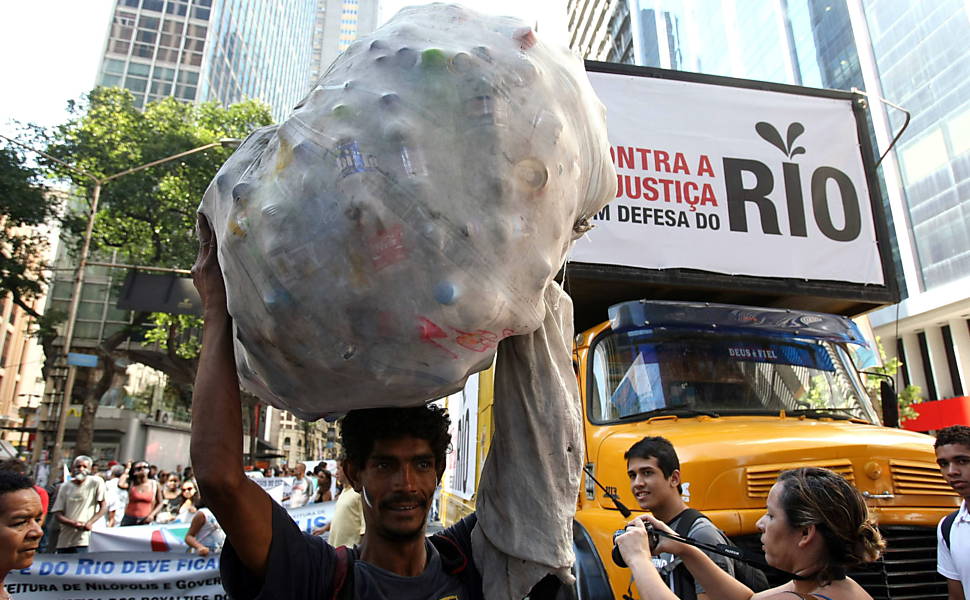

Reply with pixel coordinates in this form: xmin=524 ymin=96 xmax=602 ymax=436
xmin=284 ymin=463 xmax=315 ymax=509
xmin=935 ymin=425 xmax=970 ymax=600
xmin=50 ymin=455 xmax=106 ymax=552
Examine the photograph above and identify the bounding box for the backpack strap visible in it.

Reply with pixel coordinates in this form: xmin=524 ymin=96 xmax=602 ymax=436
xmin=942 ymin=510 xmax=958 ymax=551
xmin=429 ymin=533 xmax=469 ymax=575
xmin=671 ymin=508 xmax=705 ymax=539
xmin=667 ymin=509 xmax=706 ymax=600
xmin=429 ymin=531 xmax=485 ymax=600
xmin=330 ymin=545 xmax=357 ymax=600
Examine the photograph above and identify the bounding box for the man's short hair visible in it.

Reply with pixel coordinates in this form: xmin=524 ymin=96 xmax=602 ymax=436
xmin=935 ymin=425 xmax=970 ymax=449
xmin=73 ymin=455 xmax=93 ymax=467
xmin=0 ymin=470 xmax=34 ymax=497
xmin=624 ymin=436 xmax=680 ymax=476
xmin=624 ymin=436 xmax=682 ymax=493
xmin=340 ymin=404 xmax=451 ymax=474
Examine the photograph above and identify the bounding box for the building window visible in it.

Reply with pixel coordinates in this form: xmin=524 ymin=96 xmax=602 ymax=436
xmin=949 ymin=108 xmax=970 ymax=156
xmin=0 ymin=336 xmax=10 ymax=369
xmin=104 ymin=58 xmax=126 ymax=75
xmin=900 ymin=129 xmax=948 ymax=184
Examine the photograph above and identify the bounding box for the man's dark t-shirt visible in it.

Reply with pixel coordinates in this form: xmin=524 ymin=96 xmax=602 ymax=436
xmin=221 ymin=501 xmax=479 ymax=599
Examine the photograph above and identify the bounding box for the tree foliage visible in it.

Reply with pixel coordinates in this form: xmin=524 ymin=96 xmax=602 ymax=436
xmin=863 ymin=337 xmax=922 ymax=423
xmin=40 ymin=87 xmax=273 ymax=269
xmin=0 ymin=143 xmax=64 ymax=319
xmin=30 ymin=88 xmax=273 ymax=455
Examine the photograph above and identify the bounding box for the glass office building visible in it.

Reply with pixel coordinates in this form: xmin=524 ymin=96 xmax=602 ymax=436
xmin=864 ymin=0 xmax=970 ymax=291
xmin=587 ymin=0 xmax=863 ymax=90
xmin=96 ymin=0 xmax=212 ymax=109
xmin=198 ymin=0 xmax=318 ymax=121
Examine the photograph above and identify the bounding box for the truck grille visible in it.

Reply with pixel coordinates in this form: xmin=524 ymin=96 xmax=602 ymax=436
xmin=848 ymin=525 xmax=947 ymax=600
xmin=745 ymin=460 xmax=854 ymax=498
xmin=889 ymin=460 xmax=953 ymax=495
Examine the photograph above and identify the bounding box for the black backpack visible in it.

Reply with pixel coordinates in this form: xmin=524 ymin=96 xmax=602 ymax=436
xmin=670 ymin=508 xmax=770 ymax=600
xmin=941 ymin=509 xmax=958 ymax=550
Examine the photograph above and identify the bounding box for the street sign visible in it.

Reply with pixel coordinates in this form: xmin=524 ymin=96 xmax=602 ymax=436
xmin=67 ymin=352 xmax=99 ymax=368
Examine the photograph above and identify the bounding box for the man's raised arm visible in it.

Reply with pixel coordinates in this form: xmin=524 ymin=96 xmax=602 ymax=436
xmin=191 ymin=214 xmax=273 ymax=575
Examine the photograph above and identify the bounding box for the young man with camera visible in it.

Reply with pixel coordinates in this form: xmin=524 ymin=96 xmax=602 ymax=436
xmin=625 ymin=436 xmax=760 ymax=600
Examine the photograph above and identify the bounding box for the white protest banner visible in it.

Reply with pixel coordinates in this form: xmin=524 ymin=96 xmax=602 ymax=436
xmin=7 ymin=552 xmax=224 ymax=600
xmin=89 ymin=521 xmax=191 ymax=553
xmin=570 ymin=71 xmax=884 ymax=285
xmin=89 ymin=501 xmax=335 ymax=553
xmin=253 ymin=476 xmax=292 ymax=504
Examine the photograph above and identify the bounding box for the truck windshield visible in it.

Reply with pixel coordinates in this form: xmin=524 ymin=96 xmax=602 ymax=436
xmin=588 ymin=329 xmax=877 ymax=424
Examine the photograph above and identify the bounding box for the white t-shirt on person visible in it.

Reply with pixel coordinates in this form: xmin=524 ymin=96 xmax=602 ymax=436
xmin=937 ymin=499 xmax=969 ymax=598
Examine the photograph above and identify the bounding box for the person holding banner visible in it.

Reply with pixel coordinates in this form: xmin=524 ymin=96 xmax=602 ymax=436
xmin=118 ymin=462 xmax=163 ymax=526
xmin=184 ymin=494 xmax=225 ymax=556
xmin=50 ymin=455 xmax=105 ymax=553
xmin=0 ymin=470 xmax=43 ymax=597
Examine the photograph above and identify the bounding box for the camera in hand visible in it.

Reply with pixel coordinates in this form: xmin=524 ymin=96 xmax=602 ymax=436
xmin=611 ymin=525 xmax=660 ymax=568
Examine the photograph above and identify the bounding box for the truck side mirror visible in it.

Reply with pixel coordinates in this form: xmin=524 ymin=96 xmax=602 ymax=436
xmin=881 ymin=380 xmax=899 ymax=428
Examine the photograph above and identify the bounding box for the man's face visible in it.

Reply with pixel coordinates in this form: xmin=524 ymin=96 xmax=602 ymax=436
xmin=349 ymin=436 xmax=439 ymax=542
xmin=936 ymin=442 xmax=970 ymax=500
xmin=71 ymin=460 xmax=91 ymax=483
xmin=627 ymin=456 xmax=679 ymax=511
xmin=295 ymin=464 xmax=306 ymax=478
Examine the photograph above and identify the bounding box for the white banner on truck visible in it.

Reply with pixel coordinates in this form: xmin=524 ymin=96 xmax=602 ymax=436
xmin=571 ymin=71 xmax=884 ymax=285
xmin=7 ymin=552 xmax=224 ymax=600
xmin=443 ymin=374 xmax=479 ymax=501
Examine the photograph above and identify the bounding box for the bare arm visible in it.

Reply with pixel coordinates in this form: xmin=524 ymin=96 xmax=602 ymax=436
xmin=53 ymin=511 xmax=82 ymax=530
xmin=118 ymin=463 xmax=131 ymax=490
xmin=184 ymin=510 xmax=210 ymax=556
xmin=618 ymin=516 xmax=757 ymax=600
xmin=84 ymin=500 xmax=107 ymax=529
xmin=146 ymin=482 xmax=164 ymax=522
xmin=948 ymin=580 xmax=966 ymax=600
xmin=190 ymin=214 xmax=272 ymax=575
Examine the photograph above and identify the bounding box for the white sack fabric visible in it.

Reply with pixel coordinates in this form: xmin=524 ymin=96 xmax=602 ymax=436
xmin=472 ymin=283 xmax=584 ymax=599
xmin=199 ymin=3 xmax=615 ymax=418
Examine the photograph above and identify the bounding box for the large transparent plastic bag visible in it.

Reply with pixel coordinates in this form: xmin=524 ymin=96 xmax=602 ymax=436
xmin=200 ymin=3 xmax=616 ymax=419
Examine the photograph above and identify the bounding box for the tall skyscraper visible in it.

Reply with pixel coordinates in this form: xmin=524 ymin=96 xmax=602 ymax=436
xmin=197 ymin=0 xmax=318 ymax=121
xmin=566 ymin=0 xmax=970 ymax=419
xmin=314 ymin=0 xmax=380 ymax=81
xmin=96 ymin=0 xmax=379 ymax=120
xmin=573 ymin=0 xmax=863 ymax=90
xmin=96 ymin=0 xmax=212 ymax=110
xmin=861 ymin=0 xmax=970 ymax=405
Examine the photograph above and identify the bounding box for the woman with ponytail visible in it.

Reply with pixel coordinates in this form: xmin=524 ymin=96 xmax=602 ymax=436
xmin=616 ymin=467 xmax=885 ymax=600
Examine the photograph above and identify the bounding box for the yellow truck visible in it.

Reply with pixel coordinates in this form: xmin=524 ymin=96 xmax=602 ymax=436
xmin=437 ymin=62 xmax=960 ymax=600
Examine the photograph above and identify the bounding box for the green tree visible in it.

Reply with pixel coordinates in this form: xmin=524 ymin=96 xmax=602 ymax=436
xmin=0 ymin=142 xmax=81 ymax=380
xmin=863 ymin=337 xmax=922 ymax=424
xmin=36 ymin=87 xmax=273 ymax=455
